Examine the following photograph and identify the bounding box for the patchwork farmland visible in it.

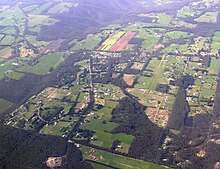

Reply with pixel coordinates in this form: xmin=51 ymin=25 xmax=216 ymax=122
xmin=0 ymin=0 xmax=220 ymax=168
xmin=98 ymin=31 xmax=125 ymax=51
xmin=98 ymin=31 xmax=136 ymax=51
xmin=110 ymin=32 xmax=137 ymax=51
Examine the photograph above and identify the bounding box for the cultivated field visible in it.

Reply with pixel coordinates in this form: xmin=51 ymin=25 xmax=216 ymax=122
xmin=110 ymin=32 xmax=137 ymax=51
xmin=98 ymin=31 xmax=125 ymax=51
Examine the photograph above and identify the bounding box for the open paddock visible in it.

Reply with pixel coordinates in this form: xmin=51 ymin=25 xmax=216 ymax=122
xmin=0 ymin=98 xmax=13 ymax=114
xmin=16 ymin=52 xmax=64 ymax=75
xmin=194 ymin=12 xmax=218 ymax=23
xmin=0 ymin=47 xmax=12 ymax=59
xmin=81 ymin=145 xmax=166 ymax=169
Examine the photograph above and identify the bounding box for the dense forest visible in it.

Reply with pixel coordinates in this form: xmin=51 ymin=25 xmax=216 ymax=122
xmin=0 ymin=123 xmax=92 ymax=169
xmin=111 ymin=97 xmax=164 ymax=162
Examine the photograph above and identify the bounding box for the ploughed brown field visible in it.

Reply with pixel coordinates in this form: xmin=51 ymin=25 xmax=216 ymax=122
xmin=110 ymin=32 xmax=137 ymax=51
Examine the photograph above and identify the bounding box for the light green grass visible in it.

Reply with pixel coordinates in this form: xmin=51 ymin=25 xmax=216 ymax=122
xmin=6 ymin=71 xmax=24 ymax=80
xmin=0 ymin=60 xmax=15 ymax=79
xmin=71 ymin=36 xmax=102 ymax=51
xmin=162 ymin=31 xmax=189 ymax=43
xmin=163 ymin=44 xmax=189 ymax=53
xmin=26 ymin=35 xmax=52 ymax=47
xmin=194 ymin=12 xmax=218 ymax=23
xmin=0 ymin=18 xmax=15 ymax=27
xmin=157 ymin=13 xmax=171 ymax=26
xmin=0 ymin=47 xmax=12 ymax=58
xmin=135 ymin=58 xmax=166 ymax=90
xmin=16 ymin=52 xmax=64 ymax=75
xmin=81 ymin=118 xmax=134 ymax=149
xmin=177 ymin=6 xmax=201 ymax=19
xmin=89 ymin=162 xmax=113 ymax=169
xmin=31 ymin=2 xmax=53 ymax=15
xmin=81 ymin=145 xmax=168 ymax=169
xmin=48 ymin=2 xmax=77 ymax=14
xmin=0 ymin=35 xmax=15 ymax=45
xmin=40 ymin=121 xmax=70 ymax=136
xmin=0 ymin=98 xmax=13 ymax=114
xmin=122 ymin=23 xmax=163 ymax=51
xmin=22 ymin=5 xmax=39 ymax=12
xmin=28 ymin=26 xmax=41 ymax=33
xmin=208 ymin=57 xmax=220 ymax=74
xmin=81 ymin=119 xmax=117 ymax=132
xmin=211 ymin=31 xmax=220 ymax=50
xmin=1 ymin=27 xmax=16 ymax=35
xmin=0 ymin=7 xmax=25 ymax=27
xmin=28 ymin=14 xmax=59 ymax=27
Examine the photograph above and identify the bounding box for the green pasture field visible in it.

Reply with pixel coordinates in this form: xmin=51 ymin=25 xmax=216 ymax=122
xmin=95 ymin=83 xmax=125 ymax=101
xmin=0 ymin=60 xmax=16 ymax=80
xmin=9 ymin=84 xmax=81 ymax=131
xmin=81 ymin=118 xmax=134 ymax=150
xmin=93 ymin=100 xmax=118 ymax=121
xmin=157 ymin=13 xmax=172 ymax=26
xmin=203 ymin=75 xmax=217 ymax=85
xmin=166 ymin=55 xmax=185 ymax=66
xmin=89 ymin=162 xmax=113 ymax=169
xmin=0 ymin=18 xmax=15 ymax=27
xmin=127 ymin=89 xmax=152 ymax=105
xmin=26 ymin=35 xmax=52 ymax=47
xmin=162 ymin=44 xmax=189 ymax=53
xmin=0 ymin=98 xmax=13 ymax=114
xmin=170 ymin=18 xmax=196 ymax=29
xmin=0 ymin=8 xmax=18 ymax=18
xmin=194 ymin=12 xmax=218 ymax=23
xmin=0 ymin=35 xmax=15 ymax=45
xmin=155 ymin=0 xmax=173 ymax=5
xmin=135 ymin=57 xmax=167 ymax=90
xmin=30 ymin=2 xmax=53 ymax=15
xmin=48 ymin=2 xmax=76 ymax=14
xmin=208 ymin=57 xmax=220 ymax=74
xmin=186 ymin=37 xmax=210 ymax=55
xmin=101 ymin=24 xmax=122 ymax=30
xmin=162 ymin=31 xmax=189 ymax=43
xmin=211 ymin=31 xmax=220 ymax=50
xmin=0 ymin=7 xmax=25 ymax=27
xmin=90 ymin=130 xmax=133 ymax=149
xmin=1 ymin=27 xmax=16 ymax=35
xmin=0 ymin=47 xmax=12 ymax=58
xmin=135 ymin=76 xmax=153 ymax=89
xmin=201 ymin=87 xmax=216 ymax=99
xmin=28 ymin=14 xmax=59 ymax=27
xmin=28 ymin=26 xmax=41 ymax=33
xmin=122 ymin=23 xmax=163 ymax=51
xmin=71 ymin=36 xmax=102 ymax=51
xmin=16 ymin=52 xmax=64 ymax=75
xmin=177 ymin=6 xmax=201 ymax=19
xmin=40 ymin=121 xmax=71 ymax=136
xmin=139 ymin=29 xmax=162 ymax=51
xmin=6 ymin=71 xmax=24 ymax=80
xmin=128 ymin=88 xmax=175 ymax=110
xmin=22 ymin=4 xmax=39 ymax=12
xmin=81 ymin=119 xmax=117 ymax=132
xmin=81 ymin=145 xmax=168 ymax=169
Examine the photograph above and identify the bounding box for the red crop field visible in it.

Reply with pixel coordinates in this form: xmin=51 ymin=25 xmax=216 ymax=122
xmin=97 ymin=45 xmax=104 ymax=50
xmin=110 ymin=32 xmax=137 ymax=51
